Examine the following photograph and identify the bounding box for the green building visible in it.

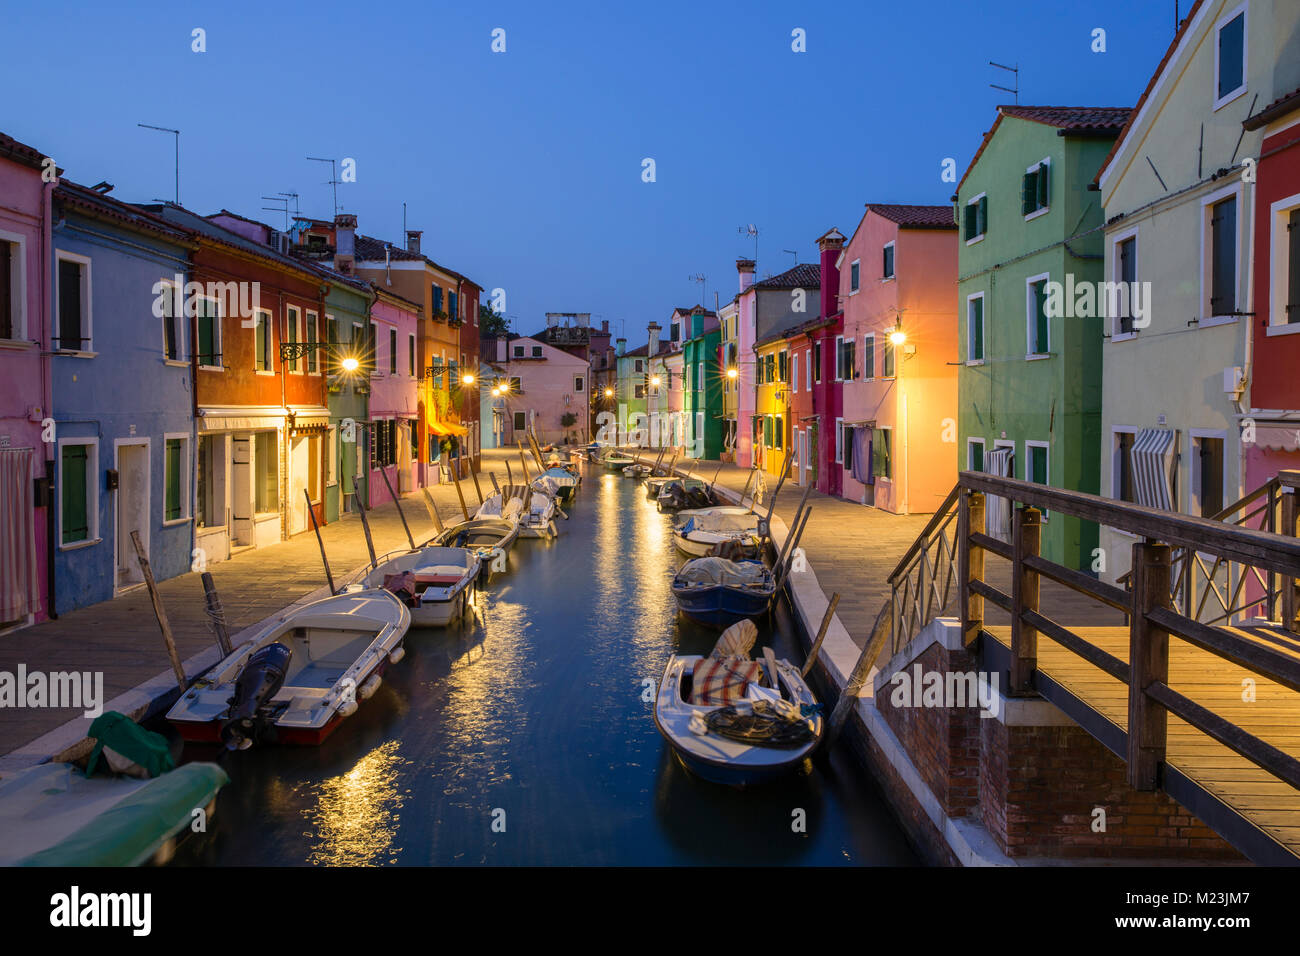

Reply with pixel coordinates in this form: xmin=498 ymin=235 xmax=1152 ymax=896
xmin=955 ymin=105 xmax=1129 ymax=568
xmin=682 ymin=308 xmax=723 ymax=460
xmin=321 ymin=275 xmax=373 ymax=521
xmin=614 ymin=340 xmax=649 ymax=444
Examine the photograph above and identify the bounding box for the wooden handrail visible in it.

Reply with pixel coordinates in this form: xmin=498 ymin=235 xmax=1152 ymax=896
xmin=888 ymin=484 xmax=960 ymax=583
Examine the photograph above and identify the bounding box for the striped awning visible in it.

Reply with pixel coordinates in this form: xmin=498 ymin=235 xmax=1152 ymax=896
xmin=1130 ymin=428 xmax=1177 ymax=510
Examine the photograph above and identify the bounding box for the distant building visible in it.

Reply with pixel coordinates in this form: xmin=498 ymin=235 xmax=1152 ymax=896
xmin=482 ymin=335 xmax=590 ymax=446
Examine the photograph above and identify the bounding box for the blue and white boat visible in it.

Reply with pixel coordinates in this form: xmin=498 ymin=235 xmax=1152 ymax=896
xmin=671 ymin=556 xmax=775 ymax=629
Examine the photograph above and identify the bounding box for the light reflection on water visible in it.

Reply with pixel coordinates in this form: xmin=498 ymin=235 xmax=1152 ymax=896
xmin=169 ymin=465 xmax=918 ymax=866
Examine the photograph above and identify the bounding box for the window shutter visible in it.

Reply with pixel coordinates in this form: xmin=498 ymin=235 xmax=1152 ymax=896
xmin=58 ymin=259 xmax=81 ymax=348
xmin=1036 ymin=162 xmax=1049 ymax=208
xmin=1119 ymin=239 xmax=1136 ymax=334
xmin=972 ymin=300 xmax=984 ymax=360
xmin=0 ymin=242 xmax=11 ymax=339
xmin=964 ymin=203 xmax=975 ymax=239
xmin=166 ymin=439 xmax=182 ymax=520
xmin=1035 ymin=281 xmax=1049 ymax=352
xmin=977 ymin=196 xmax=988 ymax=236
xmin=1210 ymin=197 xmax=1237 ymax=316
xmin=1022 ymin=172 xmax=1035 ymax=215
xmin=1287 ymin=209 xmax=1300 ymax=324
xmin=61 ymin=445 xmax=88 ymax=543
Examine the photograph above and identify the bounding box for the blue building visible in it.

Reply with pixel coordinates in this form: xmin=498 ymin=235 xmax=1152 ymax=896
xmin=50 ymin=182 xmax=196 ymax=613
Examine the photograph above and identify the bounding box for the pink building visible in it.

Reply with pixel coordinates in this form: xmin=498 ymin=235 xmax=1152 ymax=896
xmin=0 ymin=132 xmax=54 ymax=630
xmin=366 ymin=288 xmax=423 ymax=507
xmin=837 ymin=204 xmax=959 ymax=514
xmin=485 ymin=335 xmax=590 ymax=446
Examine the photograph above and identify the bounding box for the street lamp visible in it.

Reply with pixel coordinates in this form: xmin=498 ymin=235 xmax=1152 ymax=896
xmin=650 ymin=375 xmax=661 ymax=388
xmin=604 ymin=387 xmax=614 ymax=398
xmin=889 ymin=327 xmax=906 ymax=346
xmin=341 ymin=356 xmax=360 ymax=372
xmin=462 ymin=373 xmax=475 ymax=386
xmin=726 ymin=367 xmax=738 ymax=380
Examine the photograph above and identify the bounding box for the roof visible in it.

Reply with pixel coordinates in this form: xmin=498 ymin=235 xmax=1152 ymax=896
xmin=352 ymin=232 xmax=480 ymax=289
xmin=751 ymin=262 xmax=820 ymax=291
xmin=56 ymin=181 xmax=194 ymax=244
xmin=958 ymin=105 xmax=1131 ymax=193
xmin=672 ymin=304 xmax=715 ymax=317
xmin=623 ymin=344 xmax=650 ymax=357
xmin=864 ymin=203 xmax=957 ymax=230
xmin=1094 ymin=1 xmax=1203 ymax=186
xmin=0 ymin=131 xmax=49 ymax=172
xmin=1244 ymin=86 xmax=1300 ymax=131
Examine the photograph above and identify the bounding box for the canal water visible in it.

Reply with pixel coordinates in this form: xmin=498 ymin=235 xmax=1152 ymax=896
xmin=169 ymin=467 xmax=918 ymax=866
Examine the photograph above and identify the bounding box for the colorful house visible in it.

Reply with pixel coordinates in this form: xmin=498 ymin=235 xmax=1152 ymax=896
xmin=753 ymin=331 xmax=790 ymax=477
xmin=50 ymin=183 xmax=196 ymax=612
xmin=1095 ymin=0 xmax=1300 ymax=582
xmin=718 ymin=298 xmax=740 ymax=459
xmin=735 ymin=262 xmax=820 ymax=469
xmin=367 ymin=288 xmax=423 ymax=507
xmin=148 ymin=205 xmax=331 ymax=558
xmin=0 ymin=132 xmax=55 ymax=629
xmin=483 ymin=335 xmax=590 ymax=445
xmin=1243 ymin=86 xmax=1300 ymax=493
xmin=837 ymin=205 xmax=959 ymax=515
xmin=681 ymin=308 xmax=723 ymax=460
xmin=614 ymin=339 xmax=649 ymax=444
xmin=956 ymin=104 xmax=1129 ymax=569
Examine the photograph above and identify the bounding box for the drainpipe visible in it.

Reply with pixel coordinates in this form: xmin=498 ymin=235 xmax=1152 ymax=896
xmin=43 ymin=178 xmax=56 ymax=618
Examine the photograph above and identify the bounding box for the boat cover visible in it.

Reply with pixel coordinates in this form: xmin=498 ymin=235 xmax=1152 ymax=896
xmin=85 ymin=711 xmax=175 ymax=779
xmin=677 ymin=558 xmax=769 ymax=589
xmin=15 ymin=762 xmax=229 ymax=867
xmin=712 ymin=618 xmax=758 ymax=658
xmin=690 ymin=658 xmax=763 ymax=706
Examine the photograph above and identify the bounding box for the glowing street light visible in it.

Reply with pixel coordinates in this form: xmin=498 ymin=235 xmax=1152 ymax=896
xmin=491 ymin=387 xmax=501 ymax=397
xmin=341 ymin=356 xmax=360 ymax=372
xmin=889 ymin=328 xmax=907 ymax=346
xmin=726 ymin=367 xmax=738 ymax=380
xmin=650 ymin=375 xmax=661 ymax=387
xmin=462 ymin=373 xmax=475 ymax=386
xmin=604 ymin=387 xmax=614 ymax=398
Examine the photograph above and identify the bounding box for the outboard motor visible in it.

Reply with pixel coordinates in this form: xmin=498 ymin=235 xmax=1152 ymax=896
xmin=658 ymin=482 xmax=688 ymax=512
xmin=220 ymin=642 xmax=293 ymax=750
xmin=685 ymin=486 xmax=712 ymax=510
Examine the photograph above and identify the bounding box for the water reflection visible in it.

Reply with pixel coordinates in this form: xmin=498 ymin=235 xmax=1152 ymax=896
xmin=304 ymin=739 xmax=408 ymax=866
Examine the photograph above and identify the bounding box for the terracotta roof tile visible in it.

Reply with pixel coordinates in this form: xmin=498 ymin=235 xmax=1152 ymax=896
xmin=864 ymin=203 xmax=957 ymax=229
xmin=958 ymin=105 xmax=1131 ymax=193
xmin=751 ymin=262 xmax=820 ymax=291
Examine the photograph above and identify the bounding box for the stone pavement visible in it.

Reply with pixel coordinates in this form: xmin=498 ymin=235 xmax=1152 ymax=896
xmin=0 ymin=449 xmax=537 ymax=762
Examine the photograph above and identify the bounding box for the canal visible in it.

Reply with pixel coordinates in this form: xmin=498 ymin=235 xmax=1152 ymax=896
xmin=169 ymin=467 xmax=918 ymax=865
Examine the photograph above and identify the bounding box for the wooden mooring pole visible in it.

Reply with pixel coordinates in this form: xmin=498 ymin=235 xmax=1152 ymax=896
xmin=130 ymin=530 xmax=186 ymax=693
xmin=353 ymin=492 xmax=379 ymax=570
xmin=304 ymin=489 xmax=336 ymax=593
xmin=802 ymin=593 xmax=841 ymax=679
xmin=200 ymin=571 xmax=234 ymax=657
xmin=469 ymin=459 xmax=485 ymax=505
xmin=379 ymin=465 xmax=415 ymax=551
xmin=451 ymin=460 xmax=471 ymax=521
xmin=421 ymin=487 xmax=445 ymax=535
xmin=825 ymin=599 xmax=893 ymax=747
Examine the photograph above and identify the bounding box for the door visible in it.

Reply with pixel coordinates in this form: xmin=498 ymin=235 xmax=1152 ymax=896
xmin=232 ymin=436 xmax=252 ymax=543
xmin=808 ymin=427 xmax=819 ymax=488
xmin=116 ymin=442 xmax=150 ymax=589
xmin=289 ymin=435 xmax=309 ymax=535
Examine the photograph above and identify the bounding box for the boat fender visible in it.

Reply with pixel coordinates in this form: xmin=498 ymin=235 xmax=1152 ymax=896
xmin=337 ymin=699 xmax=359 ymax=718
xmin=689 ymin=712 xmax=709 ymax=736
xmin=389 ymin=646 xmax=406 ymax=665
xmin=358 ymin=674 xmax=382 ymax=700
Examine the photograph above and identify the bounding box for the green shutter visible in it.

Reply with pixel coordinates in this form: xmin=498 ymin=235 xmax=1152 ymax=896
xmin=1036 ymin=163 xmax=1049 ymax=208
xmin=971 ymin=298 xmax=984 ymax=360
xmin=61 ymin=444 xmax=89 ymax=543
xmin=1022 ymin=171 xmax=1036 ymax=215
xmin=199 ymin=303 xmax=216 ymax=366
xmin=977 ymin=196 xmax=988 ymax=236
xmin=1034 ymin=281 xmax=1049 ymax=353
xmin=165 ymin=438 xmax=182 ymax=520
xmin=963 ymin=203 xmax=975 ymax=240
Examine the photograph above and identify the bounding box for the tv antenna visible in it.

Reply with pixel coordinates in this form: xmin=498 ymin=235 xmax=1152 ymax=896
xmin=989 ymin=61 xmax=1019 ymax=104
xmin=261 ymin=191 xmax=300 ymax=230
xmin=138 ymin=123 xmax=180 ymax=204
xmin=738 ymin=224 xmax=759 ymax=262
xmin=782 ymin=249 xmax=798 ymax=266
xmin=307 ymin=156 xmax=341 ymax=215
xmin=688 ymin=273 xmax=707 ymax=307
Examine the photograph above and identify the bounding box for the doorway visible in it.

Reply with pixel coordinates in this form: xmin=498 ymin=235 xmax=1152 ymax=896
xmin=115 ymin=440 xmax=150 ymax=590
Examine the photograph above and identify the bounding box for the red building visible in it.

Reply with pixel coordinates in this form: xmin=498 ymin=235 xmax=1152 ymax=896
xmin=1244 ymin=88 xmax=1300 ymax=493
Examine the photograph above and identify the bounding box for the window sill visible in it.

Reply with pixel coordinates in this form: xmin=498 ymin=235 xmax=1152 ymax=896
xmin=164 ymin=359 xmax=188 ymax=368
xmin=1197 ymin=315 xmax=1239 ymax=329
xmin=1213 ymin=85 xmax=1248 ymax=112
xmin=1025 ymin=352 xmax=1052 ymax=361
xmin=55 ymin=350 xmax=96 ymax=359
xmin=1023 ymin=207 xmax=1050 ymax=222
xmin=199 ymin=364 xmax=224 ymax=372
xmin=60 ymin=537 xmax=102 ymax=552
xmin=965 ymin=235 xmax=986 ymax=246
xmin=966 ymin=359 xmax=985 ymax=366
xmin=1110 ymin=332 xmax=1138 ymax=343
xmin=255 ymin=369 xmax=275 ymax=376
xmin=1265 ymin=323 xmax=1300 ymax=337
xmin=880 ymin=276 xmax=896 ymax=284
xmin=0 ymin=338 xmax=35 ymax=351
xmin=162 ymin=516 xmax=192 ymax=528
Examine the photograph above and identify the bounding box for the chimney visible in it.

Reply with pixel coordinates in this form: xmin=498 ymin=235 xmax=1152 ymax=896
xmin=690 ymin=309 xmax=705 ymax=340
xmin=601 ymin=319 xmax=609 ymax=333
xmin=647 ymin=322 xmax=661 ymax=357
xmin=406 ymin=229 xmax=422 ymax=255
xmin=616 ymin=337 xmax=626 ymax=357
xmin=737 ymin=258 xmax=756 ymax=294
xmin=334 ymin=213 xmax=357 ymax=275
xmin=817 ymin=229 xmax=846 ymax=320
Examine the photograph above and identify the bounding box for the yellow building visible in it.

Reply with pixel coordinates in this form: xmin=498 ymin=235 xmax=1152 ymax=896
xmin=753 ymin=333 xmax=790 ymax=479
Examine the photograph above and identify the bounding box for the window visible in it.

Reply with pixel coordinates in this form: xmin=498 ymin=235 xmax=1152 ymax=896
xmin=777 ymin=350 xmax=787 ymax=383
xmin=368 ymin=321 xmax=378 ymax=374
xmin=325 ymin=426 xmax=338 ymax=488
xmin=514 ymin=344 xmax=524 ymax=358
xmin=1280 ymin=204 xmax=1300 ymax=326
xmin=697 ymin=361 xmax=705 ymax=391
xmin=514 ymin=411 xmax=526 ymax=431
xmin=967 ymin=438 xmax=985 ymax=473
xmin=850 ymin=260 xmax=860 ymax=292
xmin=509 ymin=376 xmax=522 ymax=394
xmin=967 ymin=293 xmax=985 ymax=362
xmin=1209 ymin=195 xmax=1238 ymax=317
xmin=635 ymin=359 xmax=643 ymax=373
xmin=1113 ymin=429 xmax=1137 ymax=503
xmin=326 ymin=316 xmax=338 ymax=374
xmin=635 ymin=384 xmax=645 ymax=399
xmin=351 ymin=323 xmax=364 ymax=376
xmin=197 ymin=435 xmax=220 ymax=527
xmin=835 ymin=416 xmax=844 ymax=464
xmin=306 ymin=312 xmax=318 ymax=373
xmin=370 ymin=420 xmax=398 ymax=469
xmin=882 ymin=339 xmax=895 ymax=378
xmin=286 ymin=306 xmax=301 ymax=372
xmin=1193 ymin=433 xmax=1225 ymax=517
xmin=812 ymin=341 xmax=822 ymax=383
xmin=409 ymin=334 xmax=416 ymax=376
xmin=59 ymin=440 xmax=97 ymax=546
xmin=433 ymin=286 xmax=443 ymax=315
xmin=389 ymin=328 xmax=398 ymax=374
xmin=964 ymin=194 xmax=988 ymax=242
xmin=1114 ymin=231 xmax=1139 ymax=336
xmin=160 ymin=278 xmax=182 ymax=361
xmin=1027 ymin=441 xmax=1049 ymax=518
xmin=773 ymin=415 xmax=783 ymax=450
xmin=1022 ymin=159 xmax=1050 ymax=217
xmin=449 ymin=291 xmax=458 ymax=321
xmin=791 ymin=352 xmax=798 ymax=393
xmin=872 ymin=428 xmax=892 ymax=480
xmin=164 ymin=435 xmax=187 ymax=521
xmin=835 ymin=335 xmax=854 ymax=381
xmin=805 ymin=350 xmax=811 ymax=389
xmin=254 ymin=432 xmax=278 ymax=513
xmin=254 ymin=310 xmax=272 ymax=371
xmin=764 ymin=415 xmax=773 ymax=448
xmin=1027 ymin=275 xmax=1050 ymax=355
xmin=1215 ymin=5 xmax=1247 ymax=107
xmin=196 ymin=295 xmax=220 ymax=368
xmin=882 ymin=242 xmax=895 ymax=280
xmin=0 ymin=236 xmax=21 ymax=340
xmin=532 ymin=345 xmax=542 ymax=358
xmin=55 ymin=252 xmax=91 ymax=351
xmin=574 ymin=375 xmax=585 ymax=393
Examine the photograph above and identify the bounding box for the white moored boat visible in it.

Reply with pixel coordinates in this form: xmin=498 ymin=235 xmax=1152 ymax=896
xmin=671 ymin=507 xmax=763 ymax=556
xmin=654 ymin=621 xmax=822 ymax=787
xmin=359 ymin=545 xmax=482 ymax=627
xmin=167 ymin=589 xmax=410 ymax=749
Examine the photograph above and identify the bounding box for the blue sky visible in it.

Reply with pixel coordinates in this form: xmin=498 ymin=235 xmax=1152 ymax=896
xmin=1 ymin=0 xmax=1175 ymax=341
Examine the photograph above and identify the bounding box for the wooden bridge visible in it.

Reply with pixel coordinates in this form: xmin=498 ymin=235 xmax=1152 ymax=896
xmin=885 ymin=470 xmax=1300 ymax=864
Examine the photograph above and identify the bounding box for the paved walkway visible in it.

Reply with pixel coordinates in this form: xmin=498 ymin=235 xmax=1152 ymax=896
xmin=0 ymin=450 xmax=533 ymax=761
